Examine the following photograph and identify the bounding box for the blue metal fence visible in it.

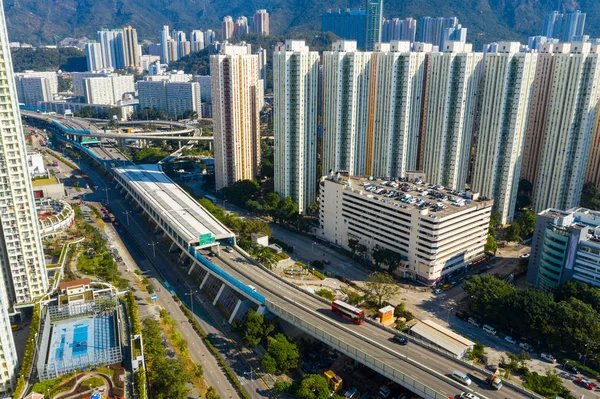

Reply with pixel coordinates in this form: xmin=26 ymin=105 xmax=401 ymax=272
xmin=189 ymin=247 xmax=265 ymax=304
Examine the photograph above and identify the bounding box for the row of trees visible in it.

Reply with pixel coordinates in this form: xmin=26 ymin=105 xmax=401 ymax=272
xmin=465 ymin=276 xmax=600 ymax=364
xmin=73 ymin=106 xmax=120 ymax=120
xmin=275 ymin=374 xmax=337 ymax=399
xmin=237 ymin=311 xmax=300 ymax=374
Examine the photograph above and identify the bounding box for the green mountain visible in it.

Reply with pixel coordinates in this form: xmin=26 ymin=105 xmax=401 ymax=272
xmin=4 ymin=0 xmax=600 ymax=49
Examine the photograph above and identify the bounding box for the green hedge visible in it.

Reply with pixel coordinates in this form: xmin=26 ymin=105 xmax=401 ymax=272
xmin=13 ymin=304 xmax=41 ymax=398
xmin=134 ymin=366 xmax=147 ymax=399
xmin=126 ymin=291 xmax=141 ymax=336
xmin=46 ymin=149 xmax=78 ymax=170
xmin=559 ymin=358 xmax=600 ymax=379
xmin=271 ymin=238 xmax=293 ymax=253
xmin=179 ymin=305 xmax=252 ymax=399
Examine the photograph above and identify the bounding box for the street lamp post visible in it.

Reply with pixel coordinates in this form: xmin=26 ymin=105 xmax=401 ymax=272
xmin=250 ymin=366 xmax=260 ymax=381
xmin=148 ymin=242 xmax=159 ymax=258
xmin=223 ymin=199 xmax=228 ymax=212
xmin=103 ymin=187 xmax=110 ymax=205
xmin=123 ymin=210 xmax=130 ymax=226
xmin=584 ymin=343 xmax=590 ymax=366
xmin=185 ymin=288 xmax=198 ymax=314
xmin=447 ymin=307 xmax=453 ymax=324
xmin=311 ymin=242 xmax=317 ymax=253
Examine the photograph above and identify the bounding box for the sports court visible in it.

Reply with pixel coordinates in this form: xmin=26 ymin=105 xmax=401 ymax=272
xmin=47 ymin=315 xmax=117 ymax=370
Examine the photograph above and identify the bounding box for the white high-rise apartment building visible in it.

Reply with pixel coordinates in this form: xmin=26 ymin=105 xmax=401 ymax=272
xmin=97 ymin=29 xmax=124 ymax=69
xmin=14 ymin=71 xmax=58 ymax=107
xmin=83 ymin=75 xmax=134 ymax=105
xmin=532 ymin=43 xmax=600 ymax=212
xmin=85 ymin=41 xmax=104 ymax=71
xmin=160 ymin=25 xmax=171 ymax=64
xmin=138 ymin=79 xmax=201 ymax=117
xmin=322 ymin=40 xmax=371 ymax=176
xmin=0 ymin=2 xmax=48 ymax=392
xmin=273 ymin=40 xmax=320 ymax=213
xmin=421 ymin=42 xmax=481 ymax=191
xmin=366 ymin=41 xmax=427 ymax=177
xmin=211 ymin=44 xmax=262 ymax=190
xmin=471 ymin=42 xmax=537 ymax=224
xmin=191 ymin=30 xmax=205 ymax=52
xmin=204 ymin=30 xmax=216 ymax=46
xmin=194 ymin=75 xmax=212 ymax=103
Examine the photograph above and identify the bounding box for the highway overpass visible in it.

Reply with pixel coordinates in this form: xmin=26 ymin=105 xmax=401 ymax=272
xmin=45 ymin=116 xmax=542 ymax=399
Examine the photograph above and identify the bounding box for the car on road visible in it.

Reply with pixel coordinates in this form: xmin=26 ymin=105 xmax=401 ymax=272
xmin=519 ymin=342 xmax=534 ymax=352
xmin=392 ymin=335 xmax=408 ymax=345
xmin=442 ymin=284 xmax=452 ymax=291
xmin=433 ymin=288 xmax=443 ymax=295
xmin=322 ymin=259 xmax=331 ymax=265
xmin=223 ymin=246 xmax=233 ymax=253
xmin=519 ymin=253 xmax=530 ymax=259
xmin=564 ymin=362 xmax=579 ymax=374
xmin=576 ymin=377 xmax=595 ymax=390
xmin=540 ymin=352 xmax=556 ymax=363
xmin=459 ymin=393 xmax=479 ymax=399
xmin=504 ymin=336 xmax=517 ymax=345
xmin=468 ymin=317 xmax=480 ymax=327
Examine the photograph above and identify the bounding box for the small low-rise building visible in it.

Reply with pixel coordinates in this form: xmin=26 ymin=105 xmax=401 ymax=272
xmin=31 ymin=176 xmax=65 ymax=199
xmin=408 ymin=319 xmax=474 ymax=358
xmin=317 ymin=172 xmax=492 ymax=285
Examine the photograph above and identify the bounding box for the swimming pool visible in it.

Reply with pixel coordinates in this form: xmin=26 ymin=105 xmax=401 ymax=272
xmin=71 ymin=324 xmax=88 ymax=356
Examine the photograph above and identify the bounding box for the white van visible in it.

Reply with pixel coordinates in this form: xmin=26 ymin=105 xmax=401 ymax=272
xmin=541 ymin=353 xmax=556 ymax=363
xmin=482 ymin=324 xmax=497 ymax=335
xmin=452 ymin=370 xmax=472 ymax=386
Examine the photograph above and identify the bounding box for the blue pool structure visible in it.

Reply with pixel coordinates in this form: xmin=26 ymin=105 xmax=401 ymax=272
xmin=47 ymin=316 xmax=117 ymax=371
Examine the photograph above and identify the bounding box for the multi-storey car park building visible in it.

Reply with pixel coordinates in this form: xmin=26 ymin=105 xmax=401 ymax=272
xmin=317 ymin=173 xmax=492 ymax=285
xmin=527 ymin=208 xmax=600 ymax=292
xmin=471 ymin=42 xmax=537 ymax=224
xmin=0 ymin=0 xmax=49 ymax=392
xmin=273 ymin=40 xmax=320 ymax=213
xmin=420 ymin=42 xmax=482 ymax=191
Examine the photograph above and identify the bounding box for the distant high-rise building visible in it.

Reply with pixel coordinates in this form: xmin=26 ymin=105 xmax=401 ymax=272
xmin=471 ymin=42 xmax=537 ymax=224
xmin=0 ymin=2 xmax=49 ymax=392
xmin=253 ymin=10 xmax=270 ymax=36
xmin=168 ymin=39 xmax=178 ymax=62
xmin=191 ymin=30 xmax=205 ymax=52
xmin=138 ymin=79 xmax=201 ymax=117
xmin=204 ymin=30 xmax=216 ymax=46
xmin=83 ymin=75 xmax=135 ymax=105
xmin=160 ymin=25 xmax=171 ymax=64
xmin=193 ymin=75 xmax=212 ymax=103
xmin=273 ymin=40 xmax=320 ymax=213
xmin=211 ymin=44 xmax=262 ymax=190
xmin=417 ymin=17 xmax=464 ymax=49
xmin=122 ymin=26 xmax=140 ymax=68
xmin=256 ymin=47 xmax=267 ymax=90
xmin=421 ymin=42 xmax=481 ymax=190
xmin=97 ymin=28 xmax=125 ymax=69
xmin=14 ymin=71 xmax=58 ymax=106
xmin=234 ymin=16 xmax=249 ymax=36
xmin=382 ymin=18 xmax=416 ymax=43
xmin=543 ymin=10 xmax=586 ymax=42
xmin=222 ymin=16 xmax=234 ymax=41
xmin=523 ymin=43 xmax=600 ymax=212
xmin=366 ymin=41 xmax=428 ymax=177
xmin=365 ymin=0 xmax=383 ymax=51
xmin=322 ymin=9 xmax=367 ymax=49
xmin=85 ymin=41 xmax=104 ymax=71
xmin=322 ymin=41 xmax=372 ymax=176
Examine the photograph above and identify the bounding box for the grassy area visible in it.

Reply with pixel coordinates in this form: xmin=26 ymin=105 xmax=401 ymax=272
xmin=82 ymin=376 xmax=106 ymax=389
xmin=32 ymin=177 xmax=59 ymax=186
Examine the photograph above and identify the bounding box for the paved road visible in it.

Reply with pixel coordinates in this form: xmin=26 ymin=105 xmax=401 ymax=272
xmin=76 ymin=159 xmax=270 ymax=399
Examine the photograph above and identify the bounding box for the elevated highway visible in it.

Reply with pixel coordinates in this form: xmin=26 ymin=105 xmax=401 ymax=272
xmin=44 ymin=115 xmax=541 ymax=399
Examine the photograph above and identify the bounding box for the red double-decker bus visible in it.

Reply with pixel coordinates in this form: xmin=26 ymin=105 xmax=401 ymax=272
xmin=331 ymin=300 xmax=365 ymax=325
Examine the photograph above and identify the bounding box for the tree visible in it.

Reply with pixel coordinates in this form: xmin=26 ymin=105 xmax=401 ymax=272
xmin=490 ymin=211 xmax=502 ymax=228
xmin=466 ymin=342 xmax=487 ymax=363
xmin=516 ymin=179 xmax=533 ymax=210
xmin=149 ymin=358 xmax=191 ymax=399
xmin=221 ymin=180 xmax=260 ymax=207
xmin=580 ymin=182 xmax=600 ymax=210
xmin=464 ymin=275 xmax=515 ymax=321
xmin=516 ymin=209 xmax=536 ymax=238
xmin=523 ymin=369 xmax=574 ymax=399
xmin=265 ymin=333 xmax=299 ymax=373
xmin=274 ymin=381 xmax=292 ymax=392
xmin=241 ymin=310 xmax=274 ymax=347
xmin=315 ymin=289 xmax=335 ymax=300
xmin=394 ymin=302 xmax=407 ymax=318
xmin=364 ymin=272 xmax=399 ymax=307
xmin=142 ymin=319 xmax=166 ymax=361
xmin=484 ymin=234 xmax=497 ymax=254
xmin=503 ymin=223 xmax=522 ymax=242
xmin=296 ymin=374 xmax=331 ymax=399
xmin=205 ymin=386 xmax=221 ymax=399
xmin=260 ymin=354 xmax=277 ymax=374
xmin=133 ymin=147 xmax=169 ymax=164
xmin=308 ymin=201 xmax=319 ymax=215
